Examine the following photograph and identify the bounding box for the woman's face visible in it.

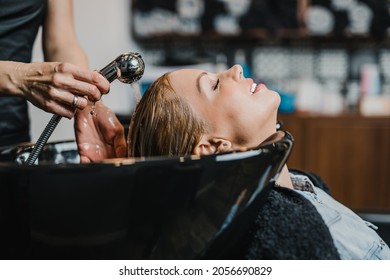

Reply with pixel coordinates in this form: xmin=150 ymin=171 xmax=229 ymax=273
xmin=168 ymin=65 xmax=281 ymax=149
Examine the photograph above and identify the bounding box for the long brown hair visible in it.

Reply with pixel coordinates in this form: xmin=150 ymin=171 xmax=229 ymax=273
xmin=128 ymin=73 xmax=207 ymax=157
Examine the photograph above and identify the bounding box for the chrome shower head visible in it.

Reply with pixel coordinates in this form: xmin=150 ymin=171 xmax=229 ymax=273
xmin=99 ymin=52 xmax=145 ymax=84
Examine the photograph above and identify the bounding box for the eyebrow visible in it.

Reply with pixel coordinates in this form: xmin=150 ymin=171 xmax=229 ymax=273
xmin=196 ymin=72 xmax=207 ymax=93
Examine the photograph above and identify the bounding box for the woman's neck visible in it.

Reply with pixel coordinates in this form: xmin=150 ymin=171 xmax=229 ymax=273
xmin=276 ymin=165 xmax=293 ymax=189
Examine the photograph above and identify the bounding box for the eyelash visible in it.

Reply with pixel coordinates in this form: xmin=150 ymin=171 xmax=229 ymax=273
xmin=213 ymin=79 xmax=220 ymax=90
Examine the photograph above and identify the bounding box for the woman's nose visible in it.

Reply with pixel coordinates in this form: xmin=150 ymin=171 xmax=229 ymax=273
xmin=225 ymin=64 xmax=243 ymax=81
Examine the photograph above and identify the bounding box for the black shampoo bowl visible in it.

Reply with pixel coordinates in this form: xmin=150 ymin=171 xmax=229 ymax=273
xmin=0 ymin=131 xmax=293 ymax=259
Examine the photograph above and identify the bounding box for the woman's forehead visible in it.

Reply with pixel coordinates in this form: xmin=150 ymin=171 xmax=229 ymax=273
xmin=170 ymin=68 xmax=204 ymax=81
xmin=169 ymin=68 xmax=207 ymax=94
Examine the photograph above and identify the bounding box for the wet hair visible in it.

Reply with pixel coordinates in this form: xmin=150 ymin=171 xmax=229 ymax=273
xmin=128 ymin=73 xmax=207 ymax=157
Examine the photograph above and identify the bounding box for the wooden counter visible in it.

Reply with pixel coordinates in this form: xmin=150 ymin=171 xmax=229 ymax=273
xmin=278 ymin=112 xmax=390 ymax=212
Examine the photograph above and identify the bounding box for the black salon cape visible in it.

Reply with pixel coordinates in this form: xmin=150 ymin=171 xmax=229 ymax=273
xmin=245 ymin=170 xmax=340 ymax=259
xmin=209 ymin=169 xmax=340 ymax=260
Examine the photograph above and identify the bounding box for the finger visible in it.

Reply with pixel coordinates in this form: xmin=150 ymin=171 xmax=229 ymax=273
xmin=114 ymin=128 xmax=127 ymax=158
xmin=69 ymin=95 xmax=88 ymax=110
xmin=52 ymin=73 xmax=103 ymax=102
xmin=29 ymin=84 xmax=72 ymax=117
xmin=80 ymin=155 xmax=91 ymax=164
xmin=42 ymin=100 xmax=75 ymax=119
xmin=48 ymin=86 xmax=89 ymax=110
xmin=115 ymin=140 xmax=127 ymax=158
xmin=91 ymin=71 xmax=111 ymax=94
xmin=55 ymin=63 xmax=110 ymax=96
xmin=70 ymin=70 xmax=110 ymax=96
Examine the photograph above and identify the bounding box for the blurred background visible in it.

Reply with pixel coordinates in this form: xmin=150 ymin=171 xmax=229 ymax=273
xmin=30 ymin=0 xmax=390 ymax=235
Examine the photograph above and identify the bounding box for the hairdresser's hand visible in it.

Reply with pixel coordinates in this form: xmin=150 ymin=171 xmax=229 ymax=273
xmin=9 ymin=61 xmax=110 ymax=118
xmin=74 ymin=101 xmax=127 ymax=163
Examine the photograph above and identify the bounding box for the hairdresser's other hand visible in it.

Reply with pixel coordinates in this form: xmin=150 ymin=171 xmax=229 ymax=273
xmin=9 ymin=61 xmax=110 ymax=118
xmin=74 ymin=101 xmax=127 ymax=163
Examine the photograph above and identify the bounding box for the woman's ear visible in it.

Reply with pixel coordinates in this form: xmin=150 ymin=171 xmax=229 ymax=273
xmin=192 ymin=135 xmax=232 ymax=156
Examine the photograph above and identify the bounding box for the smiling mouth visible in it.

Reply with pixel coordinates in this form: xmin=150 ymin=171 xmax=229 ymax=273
xmin=251 ymin=83 xmax=266 ymax=95
xmin=251 ymin=83 xmax=256 ymax=94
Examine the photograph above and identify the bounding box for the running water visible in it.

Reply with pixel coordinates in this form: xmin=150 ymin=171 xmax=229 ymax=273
xmin=131 ymin=81 xmax=142 ymax=106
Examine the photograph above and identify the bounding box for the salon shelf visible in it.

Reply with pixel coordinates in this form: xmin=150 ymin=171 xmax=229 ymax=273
xmin=278 ymin=112 xmax=390 ymax=212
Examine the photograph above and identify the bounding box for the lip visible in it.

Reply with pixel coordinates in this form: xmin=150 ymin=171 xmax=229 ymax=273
xmin=252 ymin=83 xmax=266 ymax=95
xmin=251 ymin=83 xmax=266 ymax=95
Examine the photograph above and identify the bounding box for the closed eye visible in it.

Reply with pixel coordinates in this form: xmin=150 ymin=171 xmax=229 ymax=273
xmin=213 ymin=79 xmax=220 ymax=90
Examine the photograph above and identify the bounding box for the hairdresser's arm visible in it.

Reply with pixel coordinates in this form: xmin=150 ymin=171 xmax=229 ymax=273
xmin=40 ymin=0 xmax=110 ymax=117
xmin=0 ymin=0 xmax=109 ymax=118
xmin=43 ymin=0 xmax=88 ymax=67
xmin=45 ymin=0 xmax=126 ymax=162
xmin=0 ymin=60 xmax=108 ymax=118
